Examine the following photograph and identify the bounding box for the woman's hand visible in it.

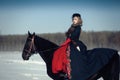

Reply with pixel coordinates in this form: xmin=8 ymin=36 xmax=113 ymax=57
xmin=76 ymin=46 xmax=80 ymax=51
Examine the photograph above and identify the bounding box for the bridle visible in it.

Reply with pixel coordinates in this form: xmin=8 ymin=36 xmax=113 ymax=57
xmin=24 ymin=36 xmax=36 ymax=57
xmin=23 ymin=35 xmax=59 ymax=57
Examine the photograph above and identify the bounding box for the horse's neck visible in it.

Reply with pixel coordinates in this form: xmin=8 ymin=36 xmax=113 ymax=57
xmin=34 ymin=35 xmax=58 ymax=63
xmin=34 ymin=35 xmax=58 ymax=52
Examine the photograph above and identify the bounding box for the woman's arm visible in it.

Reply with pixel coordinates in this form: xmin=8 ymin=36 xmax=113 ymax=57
xmin=77 ymin=40 xmax=87 ymax=53
xmin=69 ymin=27 xmax=87 ymax=52
xmin=69 ymin=27 xmax=81 ymax=40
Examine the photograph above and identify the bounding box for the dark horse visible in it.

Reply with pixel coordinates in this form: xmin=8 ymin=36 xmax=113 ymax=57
xmin=22 ymin=32 xmax=119 ymax=80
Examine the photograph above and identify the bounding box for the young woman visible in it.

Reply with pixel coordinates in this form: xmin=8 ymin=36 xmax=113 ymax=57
xmin=52 ymin=13 xmax=119 ymax=80
xmin=65 ymin=13 xmax=88 ymax=79
xmin=66 ymin=13 xmax=87 ymax=54
xmin=52 ymin=13 xmax=88 ymax=79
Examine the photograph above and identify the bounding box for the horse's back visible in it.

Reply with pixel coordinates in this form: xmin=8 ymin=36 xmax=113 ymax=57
xmin=76 ymin=48 xmax=119 ymax=79
xmin=87 ymin=48 xmax=118 ymax=59
xmin=88 ymin=48 xmax=118 ymax=55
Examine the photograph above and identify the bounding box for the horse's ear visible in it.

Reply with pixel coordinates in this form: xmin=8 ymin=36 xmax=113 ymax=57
xmin=28 ymin=31 xmax=31 ymax=36
xmin=33 ymin=32 xmax=35 ymax=36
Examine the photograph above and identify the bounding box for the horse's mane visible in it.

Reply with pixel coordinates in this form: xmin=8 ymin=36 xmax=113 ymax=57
xmin=35 ymin=35 xmax=59 ymax=48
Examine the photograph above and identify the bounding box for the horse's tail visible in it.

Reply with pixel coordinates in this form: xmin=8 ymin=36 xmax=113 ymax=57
xmin=116 ymin=51 xmax=120 ymax=73
xmin=118 ymin=51 xmax=120 ymax=56
xmin=118 ymin=51 xmax=120 ymax=73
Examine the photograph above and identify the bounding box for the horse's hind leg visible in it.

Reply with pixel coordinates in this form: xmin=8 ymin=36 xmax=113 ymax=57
xmin=111 ymin=53 xmax=119 ymax=80
xmin=102 ymin=53 xmax=119 ymax=80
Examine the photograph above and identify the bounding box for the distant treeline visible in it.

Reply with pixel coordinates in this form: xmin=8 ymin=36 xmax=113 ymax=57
xmin=0 ymin=31 xmax=120 ymax=51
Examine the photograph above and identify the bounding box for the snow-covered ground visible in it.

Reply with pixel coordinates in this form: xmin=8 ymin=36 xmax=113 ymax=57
xmin=0 ymin=51 xmax=51 ymax=80
xmin=0 ymin=51 xmax=119 ymax=80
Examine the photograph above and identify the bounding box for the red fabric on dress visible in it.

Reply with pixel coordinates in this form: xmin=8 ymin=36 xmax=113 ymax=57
xmin=66 ymin=45 xmax=72 ymax=79
xmin=52 ymin=38 xmax=71 ymax=74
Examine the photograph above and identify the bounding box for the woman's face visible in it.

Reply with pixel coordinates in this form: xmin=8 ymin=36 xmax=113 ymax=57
xmin=72 ymin=17 xmax=79 ymax=24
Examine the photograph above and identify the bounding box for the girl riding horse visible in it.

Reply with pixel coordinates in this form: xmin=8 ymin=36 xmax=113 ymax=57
xmin=22 ymin=13 xmax=119 ymax=80
xmin=52 ymin=13 xmax=119 ymax=80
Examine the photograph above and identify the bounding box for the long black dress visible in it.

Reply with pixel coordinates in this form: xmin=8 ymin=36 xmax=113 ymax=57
xmin=68 ymin=25 xmax=117 ymax=80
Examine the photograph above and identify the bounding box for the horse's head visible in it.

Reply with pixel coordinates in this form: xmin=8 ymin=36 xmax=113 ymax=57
xmin=22 ymin=31 xmax=36 ymax=60
xmin=22 ymin=31 xmax=60 ymax=79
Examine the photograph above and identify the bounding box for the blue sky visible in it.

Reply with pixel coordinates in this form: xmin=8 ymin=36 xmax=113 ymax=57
xmin=0 ymin=0 xmax=120 ymax=35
